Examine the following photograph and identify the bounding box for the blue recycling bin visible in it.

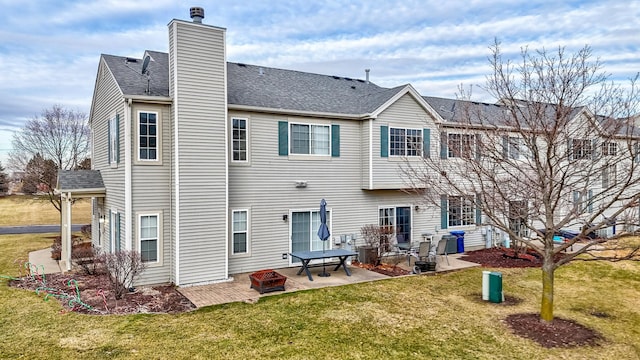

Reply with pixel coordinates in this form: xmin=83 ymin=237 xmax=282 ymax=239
xmin=450 ymin=230 xmax=465 ymax=253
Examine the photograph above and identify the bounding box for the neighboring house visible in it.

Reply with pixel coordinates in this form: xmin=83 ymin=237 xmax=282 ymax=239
xmin=56 ymin=8 xmax=639 ymax=286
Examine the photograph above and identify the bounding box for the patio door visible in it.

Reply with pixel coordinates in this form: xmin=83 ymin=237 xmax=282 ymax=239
xmin=379 ymin=206 xmax=411 ymax=246
xmin=291 ymin=210 xmax=331 ymax=263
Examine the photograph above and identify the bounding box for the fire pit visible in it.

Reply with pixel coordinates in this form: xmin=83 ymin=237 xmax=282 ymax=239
xmin=249 ymin=269 xmax=287 ymax=294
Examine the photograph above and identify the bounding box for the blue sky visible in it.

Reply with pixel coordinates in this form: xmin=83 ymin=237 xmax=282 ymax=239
xmin=1 ymin=0 xmax=639 ymax=167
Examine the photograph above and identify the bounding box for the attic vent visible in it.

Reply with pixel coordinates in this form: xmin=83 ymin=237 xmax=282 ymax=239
xmin=351 ymin=85 xmax=356 ymax=89
xmin=237 ymin=63 xmax=247 ymax=67
xmin=344 ymin=77 xmax=352 ymax=81
xmin=332 ymin=76 xmax=340 ymax=80
xmin=125 ymin=57 xmax=138 ymax=63
xmin=357 ymin=79 xmax=365 ymax=83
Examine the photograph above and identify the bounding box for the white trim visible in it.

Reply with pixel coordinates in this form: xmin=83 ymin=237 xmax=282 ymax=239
xmin=135 ymin=109 xmax=162 ymax=163
xmin=370 ymin=85 xmax=441 ymax=122
xmin=230 ymin=116 xmax=249 ymax=164
xmin=228 ymin=103 xmax=371 ymax=120
xmin=369 ymin=119 xmax=373 ymax=189
xmin=171 ymin=21 xmax=181 ymax=285
xmin=230 ymin=209 xmax=250 ymax=256
xmin=377 ymin=204 xmax=414 ymax=243
xmin=137 ymin=211 xmax=163 ymax=266
xmin=287 ymin=207 xmax=333 ymax=266
xmin=288 ymin=122 xmax=332 ymax=156
xmin=388 ymin=126 xmax=424 ymax=158
xmin=124 ymin=99 xmax=132 ymax=250
xmin=223 ymin=32 xmax=230 ymax=282
xmin=108 ymin=112 xmax=119 ymax=167
xmin=110 ymin=209 xmax=118 ymax=253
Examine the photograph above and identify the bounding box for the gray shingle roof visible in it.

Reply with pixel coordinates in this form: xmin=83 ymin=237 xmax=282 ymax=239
xmin=102 ymin=51 xmax=169 ymax=97
xmin=57 ymin=170 xmax=105 ymax=192
xmin=103 ymin=51 xmax=403 ymax=116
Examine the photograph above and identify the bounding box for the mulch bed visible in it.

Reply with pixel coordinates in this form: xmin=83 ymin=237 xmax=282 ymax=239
xmin=504 ymin=313 xmax=604 ymax=348
xmin=9 ymin=272 xmax=195 ymax=315
xmin=351 ymin=260 xmax=411 ymax=276
xmin=461 ymin=247 xmax=603 ymax=348
xmin=459 ymin=246 xmax=567 ymax=268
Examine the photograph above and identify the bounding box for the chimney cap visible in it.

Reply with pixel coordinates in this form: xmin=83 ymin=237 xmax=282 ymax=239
xmin=190 ymin=7 xmax=205 ymax=23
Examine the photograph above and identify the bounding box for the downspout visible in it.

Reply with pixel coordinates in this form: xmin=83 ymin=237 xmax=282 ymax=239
xmin=171 ymin=21 xmax=181 ymax=285
xmin=125 ymin=98 xmax=132 ymax=250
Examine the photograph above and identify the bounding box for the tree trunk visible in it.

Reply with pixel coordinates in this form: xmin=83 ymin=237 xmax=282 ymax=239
xmin=540 ymin=259 xmax=555 ymax=322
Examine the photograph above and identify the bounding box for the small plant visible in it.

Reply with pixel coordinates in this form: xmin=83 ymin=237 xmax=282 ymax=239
xmin=99 ymin=250 xmax=146 ymax=300
xmin=360 ymin=224 xmax=381 ymax=248
xmin=71 ymin=245 xmax=103 ymax=275
xmin=80 ymin=224 xmax=92 ymax=241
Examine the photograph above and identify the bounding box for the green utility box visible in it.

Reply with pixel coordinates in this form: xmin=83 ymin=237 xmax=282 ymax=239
xmin=489 ymin=272 xmax=503 ymax=303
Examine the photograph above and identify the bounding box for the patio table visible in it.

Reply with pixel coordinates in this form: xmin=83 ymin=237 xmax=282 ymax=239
xmin=289 ymin=249 xmax=358 ymax=281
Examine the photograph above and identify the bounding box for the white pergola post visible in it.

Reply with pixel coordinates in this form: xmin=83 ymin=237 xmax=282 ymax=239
xmin=60 ymin=192 xmax=73 ymax=271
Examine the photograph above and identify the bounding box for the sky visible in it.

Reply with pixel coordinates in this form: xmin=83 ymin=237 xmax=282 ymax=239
xmin=1 ymin=0 xmax=639 ymax=168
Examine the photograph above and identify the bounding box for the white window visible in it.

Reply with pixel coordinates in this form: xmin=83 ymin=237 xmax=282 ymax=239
xmin=572 ymin=190 xmax=593 ymax=213
xmin=448 ymin=133 xmax=476 ymax=158
xmin=109 ymin=210 xmax=120 ymax=253
xmin=571 ymin=139 xmax=592 ymax=160
xmin=505 ymin=136 xmax=529 ymax=160
xmin=139 ymin=214 xmax=159 ymax=263
xmin=232 ymin=210 xmax=249 ymax=254
xmin=138 ymin=111 xmax=158 ymax=161
xmin=448 ymin=196 xmax=475 ymax=227
xmin=232 ymin=118 xmax=248 ymax=162
xmin=109 ymin=115 xmax=119 ymax=165
xmin=602 ymin=163 xmax=617 ymax=188
xmin=602 ymin=142 xmax=617 ymax=156
xmin=290 ymin=123 xmax=330 ymax=155
xmin=390 ymin=127 xmax=422 ymax=157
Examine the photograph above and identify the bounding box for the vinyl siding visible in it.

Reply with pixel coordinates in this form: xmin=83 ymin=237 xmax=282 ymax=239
xmin=170 ymin=20 xmax=228 ymax=285
xmin=369 ymin=94 xmax=437 ymax=189
xmin=227 ymin=111 xmax=462 ymax=274
xmin=90 ymin=59 xmax=125 ymax=253
xmin=131 ymin=103 xmax=172 ymax=285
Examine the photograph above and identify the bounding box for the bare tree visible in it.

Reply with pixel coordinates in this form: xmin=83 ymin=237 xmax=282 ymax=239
xmin=402 ymin=42 xmax=640 ymax=322
xmin=8 ymin=105 xmax=90 ymax=210
xmin=0 ymin=161 xmax=8 ymax=195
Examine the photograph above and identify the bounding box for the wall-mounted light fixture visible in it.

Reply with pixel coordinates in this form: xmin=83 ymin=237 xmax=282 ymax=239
xmin=282 ymin=214 xmax=288 ymax=222
xmin=414 ymin=205 xmax=420 ymax=211
xmin=295 ymin=180 xmax=307 ymax=188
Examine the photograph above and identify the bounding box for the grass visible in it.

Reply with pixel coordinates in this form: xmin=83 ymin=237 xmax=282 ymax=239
xmin=1 ymin=234 xmax=639 ymax=359
xmin=0 ymin=195 xmax=91 ymax=226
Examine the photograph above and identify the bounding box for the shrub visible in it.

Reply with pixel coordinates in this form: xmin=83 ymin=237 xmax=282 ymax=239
xmin=99 ymin=250 xmax=147 ymax=299
xmin=80 ymin=224 xmax=91 ymax=241
xmin=71 ymin=245 xmax=103 ymax=275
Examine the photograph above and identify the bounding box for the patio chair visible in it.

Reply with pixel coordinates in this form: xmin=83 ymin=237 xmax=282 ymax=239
xmin=435 ymin=237 xmax=450 ymax=265
xmin=417 ymin=241 xmax=432 ymax=262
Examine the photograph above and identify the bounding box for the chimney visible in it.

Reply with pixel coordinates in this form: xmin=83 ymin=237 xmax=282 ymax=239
xmin=190 ymin=7 xmax=204 ymax=23
xmin=365 ymin=69 xmax=370 ymax=84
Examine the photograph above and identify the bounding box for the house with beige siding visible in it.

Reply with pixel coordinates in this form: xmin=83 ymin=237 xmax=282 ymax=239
xmin=56 ymin=8 xmax=640 ymax=286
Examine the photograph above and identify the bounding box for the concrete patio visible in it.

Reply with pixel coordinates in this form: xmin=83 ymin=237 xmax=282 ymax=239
xmin=178 ymin=253 xmax=480 ymax=308
xmin=25 ymin=247 xmax=480 ymax=308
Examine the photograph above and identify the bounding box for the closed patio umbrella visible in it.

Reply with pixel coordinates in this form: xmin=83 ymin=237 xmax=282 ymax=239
xmin=317 ymin=198 xmax=331 ymax=277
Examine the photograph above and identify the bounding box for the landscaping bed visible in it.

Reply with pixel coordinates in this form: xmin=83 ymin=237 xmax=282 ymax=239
xmin=10 ymin=272 xmax=195 ymax=315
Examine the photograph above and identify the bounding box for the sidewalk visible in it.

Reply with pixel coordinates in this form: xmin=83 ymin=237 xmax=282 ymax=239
xmin=28 ymin=248 xmax=63 ymax=274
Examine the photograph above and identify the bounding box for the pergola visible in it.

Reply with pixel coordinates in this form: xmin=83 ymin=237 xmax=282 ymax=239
xmin=55 ymin=170 xmax=105 ymax=271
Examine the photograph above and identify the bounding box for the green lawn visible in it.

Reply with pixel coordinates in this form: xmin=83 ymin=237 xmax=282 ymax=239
xmin=1 ymin=234 xmax=639 ymax=359
xmin=0 ymin=195 xmax=91 ymax=226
